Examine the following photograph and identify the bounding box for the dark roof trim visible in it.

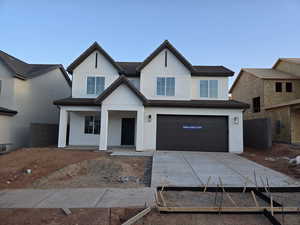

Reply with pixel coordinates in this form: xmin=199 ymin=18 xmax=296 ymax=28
xmin=229 ymin=69 xmax=244 ymax=93
xmin=67 ymin=42 xmax=124 ymax=75
xmin=53 ymin=97 xmax=98 ymax=106
xmin=0 ymin=50 xmax=71 ymax=87
xmin=95 ymin=75 xmax=148 ymax=104
xmin=0 ymin=107 xmax=18 ymax=116
xmin=192 ymin=66 xmax=234 ymax=77
xmin=58 ymin=65 xmax=72 ymax=87
xmin=136 ymin=40 xmax=195 ymax=72
xmin=145 ymin=100 xmax=249 ymax=109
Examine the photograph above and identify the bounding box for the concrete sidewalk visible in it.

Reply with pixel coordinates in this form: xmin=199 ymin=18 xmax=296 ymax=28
xmin=151 ymin=151 xmax=300 ymax=187
xmin=0 ymin=188 xmax=155 ymax=208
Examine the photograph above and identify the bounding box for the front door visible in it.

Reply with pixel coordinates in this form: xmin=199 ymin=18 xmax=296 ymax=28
xmin=121 ymin=118 xmax=135 ymax=145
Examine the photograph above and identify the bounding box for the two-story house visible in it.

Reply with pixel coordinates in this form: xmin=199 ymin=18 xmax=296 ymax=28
xmin=230 ymin=58 xmax=300 ymax=144
xmin=54 ymin=40 xmax=248 ymax=153
xmin=0 ymin=50 xmax=71 ymax=151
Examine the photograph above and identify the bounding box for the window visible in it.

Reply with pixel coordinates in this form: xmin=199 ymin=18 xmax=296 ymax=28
xmin=164 ymin=51 xmax=168 ymax=67
xmin=199 ymin=80 xmax=218 ymax=98
xmin=286 ymin=82 xmax=293 ymax=92
xmin=275 ymin=82 xmax=282 ymax=92
xmin=87 ymin=76 xmax=105 ymax=95
xmin=252 ymin=97 xmax=261 ymax=113
xmin=156 ymin=77 xmax=175 ymax=96
xmin=84 ymin=115 xmax=100 ymax=134
xmin=95 ymin=53 xmax=98 ymax=68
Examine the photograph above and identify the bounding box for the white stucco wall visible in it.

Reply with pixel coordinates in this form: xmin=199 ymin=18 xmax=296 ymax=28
xmin=143 ymin=107 xmax=244 ymax=153
xmin=0 ymin=67 xmax=71 ymax=150
xmin=100 ymin=84 xmax=144 ymax=150
xmin=140 ymin=48 xmax=192 ymax=100
xmin=107 ymin=111 xmax=137 ymax=146
xmin=0 ymin=61 xmax=16 ymax=109
xmin=0 ymin=115 xmax=13 ymax=150
xmin=72 ymin=50 xmax=119 ymax=98
xmin=191 ymin=77 xmax=229 ymax=100
xmin=69 ymin=111 xmax=100 ymax=146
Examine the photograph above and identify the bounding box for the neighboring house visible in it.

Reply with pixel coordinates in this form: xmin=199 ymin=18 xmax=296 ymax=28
xmin=230 ymin=58 xmax=300 ymax=144
xmin=54 ymin=40 xmax=248 ymax=153
xmin=0 ymin=50 xmax=71 ymax=151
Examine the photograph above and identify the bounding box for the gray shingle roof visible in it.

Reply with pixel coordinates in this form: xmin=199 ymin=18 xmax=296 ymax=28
xmin=0 ymin=50 xmax=71 ymax=86
xmin=67 ymin=41 xmax=234 ymax=77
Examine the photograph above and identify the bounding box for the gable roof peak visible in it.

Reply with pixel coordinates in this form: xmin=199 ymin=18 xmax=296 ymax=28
xmin=67 ymin=41 xmax=124 ymax=75
xmin=95 ymin=75 xmax=148 ymax=104
xmin=136 ymin=40 xmax=194 ymax=72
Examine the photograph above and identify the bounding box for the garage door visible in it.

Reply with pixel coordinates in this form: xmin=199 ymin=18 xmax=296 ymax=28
xmin=156 ymin=115 xmax=228 ymax=152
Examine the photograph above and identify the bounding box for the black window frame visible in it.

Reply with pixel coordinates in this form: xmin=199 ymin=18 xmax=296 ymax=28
xmin=84 ymin=115 xmax=100 ymax=134
xmin=275 ymin=82 xmax=282 ymax=92
xmin=286 ymin=82 xmax=293 ymax=92
xmin=252 ymin=97 xmax=261 ymax=113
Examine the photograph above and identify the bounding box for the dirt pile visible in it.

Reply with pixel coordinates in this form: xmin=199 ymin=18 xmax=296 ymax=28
xmin=32 ymin=156 xmax=151 ymax=188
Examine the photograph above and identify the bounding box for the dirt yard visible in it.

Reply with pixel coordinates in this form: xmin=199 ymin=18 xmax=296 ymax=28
xmin=241 ymin=143 xmax=300 ymax=179
xmin=1 ymin=208 xmax=299 ymax=225
xmin=0 ymin=148 xmax=152 ymax=189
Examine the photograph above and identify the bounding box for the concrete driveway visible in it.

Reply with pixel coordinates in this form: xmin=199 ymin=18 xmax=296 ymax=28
xmin=151 ymin=151 xmax=300 ymax=187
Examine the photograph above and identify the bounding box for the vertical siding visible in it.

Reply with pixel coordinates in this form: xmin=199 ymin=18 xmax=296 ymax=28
xmin=72 ymin=50 xmax=119 ymax=98
xmin=140 ymin=48 xmax=192 ymax=100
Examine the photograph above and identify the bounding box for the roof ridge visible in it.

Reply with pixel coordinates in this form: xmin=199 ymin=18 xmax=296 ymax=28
xmin=0 ymin=50 xmax=28 ymax=65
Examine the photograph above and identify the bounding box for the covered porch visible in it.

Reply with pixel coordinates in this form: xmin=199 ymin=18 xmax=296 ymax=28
xmin=58 ymin=106 xmax=101 ymax=148
xmin=57 ymin=106 xmax=144 ymax=151
xmin=99 ymin=106 xmax=144 ymax=151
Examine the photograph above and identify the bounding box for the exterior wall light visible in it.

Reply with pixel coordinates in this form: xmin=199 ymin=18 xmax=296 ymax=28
xmin=234 ymin=116 xmax=239 ymax=124
xmin=148 ymin=114 xmax=152 ymax=122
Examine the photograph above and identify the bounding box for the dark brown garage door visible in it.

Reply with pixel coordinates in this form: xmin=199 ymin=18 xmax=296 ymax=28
xmin=156 ymin=115 xmax=228 ymax=152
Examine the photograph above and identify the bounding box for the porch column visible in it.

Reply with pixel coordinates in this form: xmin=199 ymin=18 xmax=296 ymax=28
xmin=99 ymin=108 xmax=108 ymax=150
xmin=58 ymin=108 xmax=68 ymax=148
xmin=136 ymin=108 xmax=144 ymax=151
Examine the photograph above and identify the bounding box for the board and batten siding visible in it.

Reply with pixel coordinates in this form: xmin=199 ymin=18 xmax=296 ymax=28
xmin=140 ymin=48 xmax=192 ymax=100
xmin=72 ymin=50 xmax=119 ymax=98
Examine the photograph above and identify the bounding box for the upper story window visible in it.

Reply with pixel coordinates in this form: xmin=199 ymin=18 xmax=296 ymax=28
xmin=252 ymin=97 xmax=261 ymax=113
xmin=87 ymin=76 xmax=105 ymax=95
xmin=84 ymin=115 xmax=100 ymax=134
xmin=199 ymin=80 xmax=218 ymax=98
xmin=157 ymin=77 xmax=175 ymax=96
xmin=286 ymin=82 xmax=293 ymax=92
xmin=275 ymin=82 xmax=282 ymax=92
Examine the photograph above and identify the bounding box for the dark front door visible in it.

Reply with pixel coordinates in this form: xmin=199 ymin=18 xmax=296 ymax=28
xmin=121 ymin=118 xmax=135 ymax=145
xmin=156 ymin=115 xmax=228 ymax=152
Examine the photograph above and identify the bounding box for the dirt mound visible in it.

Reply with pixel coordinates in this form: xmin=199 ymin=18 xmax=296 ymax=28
xmin=32 ymin=156 xmax=151 ymax=188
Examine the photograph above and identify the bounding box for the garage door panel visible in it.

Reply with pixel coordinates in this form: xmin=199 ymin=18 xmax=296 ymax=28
xmin=156 ymin=115 xmax=228 ymax=152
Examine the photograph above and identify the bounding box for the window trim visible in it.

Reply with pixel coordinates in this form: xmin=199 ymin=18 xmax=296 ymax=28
xmin=286 ymin=82 xmax=293 ymax=92
xmin=199 ymin=80 xmax=219 ymax=98
xmin=156 ymin=77 xmax=175 ymax=96
xmin=84 ymin=115 xmax=100 ymax=135
xmin=275 ymin=82 xmax=282 ymax=92
xmin=86 ymin=76 xmax=105 ymax=95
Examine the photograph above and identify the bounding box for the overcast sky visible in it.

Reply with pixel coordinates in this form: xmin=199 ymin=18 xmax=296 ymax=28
xmin=1 ymin=0 xmax=300 ymax=86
